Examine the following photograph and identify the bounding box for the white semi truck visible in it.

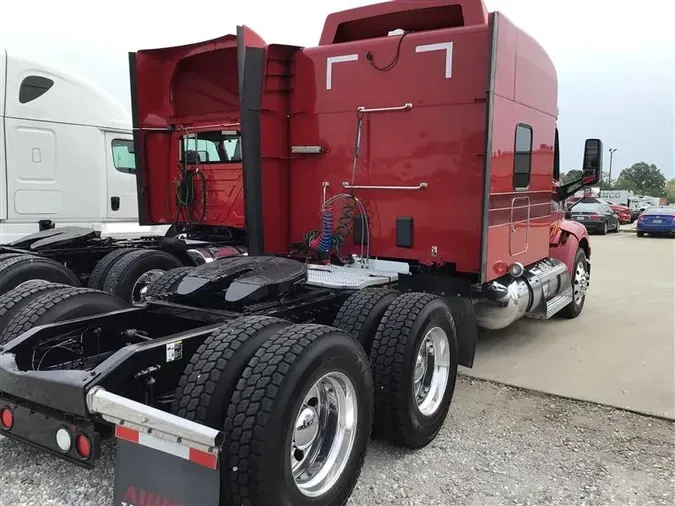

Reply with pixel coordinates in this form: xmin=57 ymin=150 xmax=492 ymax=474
xmin=0 ymin=49 xmax=168 ymax=242
xmin=0 ymin=50 xmax=243 ymax=301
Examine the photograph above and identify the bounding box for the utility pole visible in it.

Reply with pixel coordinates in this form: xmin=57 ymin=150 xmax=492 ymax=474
xmin=608 ymin=148 xmax=618 ymax=186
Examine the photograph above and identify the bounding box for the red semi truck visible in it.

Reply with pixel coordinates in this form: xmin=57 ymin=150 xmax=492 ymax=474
xmin=0 ymin=1 xmax=602 ymax=505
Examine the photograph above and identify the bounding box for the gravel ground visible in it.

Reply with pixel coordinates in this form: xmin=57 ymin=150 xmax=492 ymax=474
xmin=1 ymin=376 xmax=673 ymax=506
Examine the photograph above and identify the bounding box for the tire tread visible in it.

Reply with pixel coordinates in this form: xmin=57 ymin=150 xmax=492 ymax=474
xmin=144 ymin=267 xmax=194 ymax=299
xmin=100 ymin=249 xmax=183 ymax=300
xmin=0 ymin=281 xmax=69 ymax=345
xmin=173 ymin=315 xmax=288 ymax=424
xmin=224 ymin=324 xmax=368 ymax=506
xmin=87 ymin=248 xmax=137 ymax=289
xmin=370 ymin=292 xmax=455 ymax=447
xmin=333 ymin=288 xmax=399 ymax=352
xmin=0 ymin=254 xmax=80 ymax=294
xmin=1 ymin=286 xmax=101 ymax=344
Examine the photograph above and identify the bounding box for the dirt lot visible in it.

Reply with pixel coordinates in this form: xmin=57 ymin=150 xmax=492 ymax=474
xmin=1 ymin=377 xmax=673 ymax=506
xmin=463 ymin=231 xmax=675 ymax=419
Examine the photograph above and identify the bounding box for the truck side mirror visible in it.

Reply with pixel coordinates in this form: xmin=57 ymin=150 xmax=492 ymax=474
xmin=581 ymin=139 xmax=603 ymax=186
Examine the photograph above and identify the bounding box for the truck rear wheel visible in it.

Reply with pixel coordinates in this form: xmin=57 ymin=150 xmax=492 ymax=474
xmin=87 ymin=248 xmax=137 ymax=290
xmin=173 ymin=316 xmax=290 ymax=428
xmin=332 ymin=288 xmax=399 ymax=354
xmin=0 ymin=254 xmax=80 ymax=296
xmin=98 ymin=249 xmax=183 ymax=304
xmin=370 ymin=292 xmax=458 ymax=449
xmin=0 ymin=281 xmax=70 ymax=345
xmin=143 ymin=266 xmax=194 ymax=300
xmin=223 ymin=324 xmax=373 ymax=506
xmin=0 ymin=286 xmax=129 ymax=345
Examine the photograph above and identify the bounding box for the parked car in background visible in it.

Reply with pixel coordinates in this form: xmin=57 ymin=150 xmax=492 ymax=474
xmin=566 ymin=197 xmax=633 ymax=224
xmin=567 ymin=201 xmax=621 ymax=235
xmin=628 ymin=207 xmax=641 ymax=223
xmin=602 ymin=201 xmax=633 ymax=224
xmin=636 ymin=207 xmax=675 ymax=237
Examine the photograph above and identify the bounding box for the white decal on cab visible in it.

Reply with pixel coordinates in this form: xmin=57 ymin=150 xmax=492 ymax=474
xmin=415 ymin=42 xmax=454 ymax=79
xmin=326 ymin=54 xmax=359 ymax=90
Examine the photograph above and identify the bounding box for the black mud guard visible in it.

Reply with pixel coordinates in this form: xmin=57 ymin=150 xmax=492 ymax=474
xmin=445 ymin=296 xmax=478 ymax=368
xmin=398 ymin=273 xmax=477 ymax=368
xmin=174 ymin=256 xmax=307 ymax=303
xmin=114 ymin=439 xmax=220 ymax=506
xmin=8 ymin=227 xmax=99 ymax=250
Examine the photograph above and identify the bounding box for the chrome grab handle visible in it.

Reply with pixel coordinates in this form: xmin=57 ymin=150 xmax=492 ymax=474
xmin=342 ymin=182 xmax=428 ymax=190
xmin=357 ymin=103 xmax=413 ymax=113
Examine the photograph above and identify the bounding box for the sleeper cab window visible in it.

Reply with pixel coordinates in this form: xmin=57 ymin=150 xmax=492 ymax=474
xmin=513 ymin=123 xmax=533 ymax=190
xmin=179 ymin=131 xmax=242 ymax=164
xmin=112 ymin=139 xmax=136 ymax=174
xmin=19 ymin=76 xmax=55 ymax=104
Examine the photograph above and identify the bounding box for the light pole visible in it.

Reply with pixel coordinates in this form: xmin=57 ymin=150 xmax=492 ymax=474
xmin=608 ymin=148 xmax=618 ymax=186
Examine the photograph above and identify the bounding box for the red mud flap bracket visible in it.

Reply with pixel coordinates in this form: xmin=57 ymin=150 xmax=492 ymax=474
xmin=86 ymin=387 xmax=223 ymax=506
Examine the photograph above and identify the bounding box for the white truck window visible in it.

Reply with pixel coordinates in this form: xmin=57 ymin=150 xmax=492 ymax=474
xmin=112 ymin=139 xmax=136 ymax=174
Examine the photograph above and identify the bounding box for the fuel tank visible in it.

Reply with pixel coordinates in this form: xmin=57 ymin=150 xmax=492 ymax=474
xmin=473 ymin=257 xmax=575 ymax=330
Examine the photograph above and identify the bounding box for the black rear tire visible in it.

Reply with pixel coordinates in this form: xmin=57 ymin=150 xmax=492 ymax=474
xmin=87 ymin=248 xmax=137 ymax=290
xmin=0 ymin=281 xmax=71 ymax=345
xmin=99 ymin=249 xmax=183 ymax=303
xmin=370 ymin=292 xmax=459 ymax=449
xmin=173 ymin=316 xmax=291 ymax=428
xmin=637 ymin=231 xmax=645 ymax=237
xmin=0 ymin=286 xmax=129 ymax=345
xmin=332 ymin=288 xmax=399 ymax=354
xmin=0 ymin=254 xmax=80 ymax=296
xmin=144 ymin=266 xmax=194 ymax=299
xmin=223 ymin=324 xmax=373 ymax=506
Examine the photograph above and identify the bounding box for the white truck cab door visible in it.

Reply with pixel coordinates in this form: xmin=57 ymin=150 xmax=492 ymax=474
xmin=0 ymin=50 xmax=7 ymax=221
xmin=104 ymin=132 xmax=139 ymax=220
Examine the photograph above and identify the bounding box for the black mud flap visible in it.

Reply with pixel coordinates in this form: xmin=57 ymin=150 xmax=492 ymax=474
xmin=113 ymin=439 xmax=220 ymax=506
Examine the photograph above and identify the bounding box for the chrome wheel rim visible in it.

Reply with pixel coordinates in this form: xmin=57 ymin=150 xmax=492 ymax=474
xmin=573 ymin=260 xmax=589 ymax=305
xmin=413 ymin=327 xmax=451 ymax=417
xmin=131 ymin=269 xmax=166 ymax=304
xmin=291 ymin=372 xmax=358 ymax=498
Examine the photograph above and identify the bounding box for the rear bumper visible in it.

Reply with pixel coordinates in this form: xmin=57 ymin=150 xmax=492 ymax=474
xmin=0 ymin=350 xmax=91 ymax=416
xmin=637 ymin=224 xmax=675 ymax=233
xmin=578 ymin=221 xmax=606 ymax=232
xmin=0 ymin=393 xmax=100 ymax=467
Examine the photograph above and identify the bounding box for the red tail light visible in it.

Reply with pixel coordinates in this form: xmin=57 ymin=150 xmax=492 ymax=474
xmin=589 ymin=214 xmax=602 ymax=220
xmin=76 ymin=434 xmax=92 ymax=459
xmin=0 ymin=407 xmax=14 ymax=430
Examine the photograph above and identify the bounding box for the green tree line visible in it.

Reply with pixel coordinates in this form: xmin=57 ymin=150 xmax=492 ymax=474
xmin=562 ymin=162 xmax=675 ymax=203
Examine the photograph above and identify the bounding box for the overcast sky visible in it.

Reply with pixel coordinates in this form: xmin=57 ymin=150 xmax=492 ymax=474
xmin=1 ymin=0 xmax=673 ymax=177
